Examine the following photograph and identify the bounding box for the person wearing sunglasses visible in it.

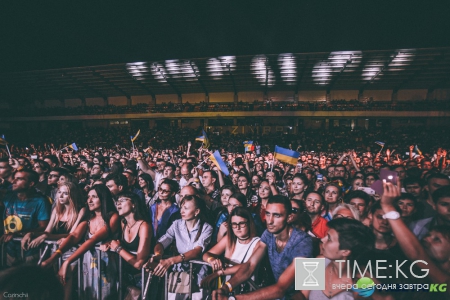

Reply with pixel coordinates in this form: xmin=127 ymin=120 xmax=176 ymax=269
xmin=101 ymin=192 xmax=151 ymax=299
xmin=217 ymin=193 xmax=264 ymax=243
xmin=201 ymin=207 xmax=261 ymax=292
xmin=149 ymin=178 xmax=180 ymax=241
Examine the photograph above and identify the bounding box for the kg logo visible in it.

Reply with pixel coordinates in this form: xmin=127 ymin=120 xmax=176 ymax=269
xmin=352 ymin=277 xmax=375 ymax=297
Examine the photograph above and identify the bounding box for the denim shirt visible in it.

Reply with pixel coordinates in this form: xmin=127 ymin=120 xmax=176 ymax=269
xmin=149 ymin=202 xmax=180 ymax=240
xmin=158 ymin=219 xmax=212 ymax=253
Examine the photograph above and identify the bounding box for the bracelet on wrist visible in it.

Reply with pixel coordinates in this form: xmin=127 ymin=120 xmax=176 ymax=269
xmin=224 ymin=281 xmax=233 ymax=293
xmin=180 ymin=253 xmax=185 ymax=262
xmin=55 ymin=249 xmax=63 ymax=256
xmin=115 ymin=246 xmax=123 ymax=253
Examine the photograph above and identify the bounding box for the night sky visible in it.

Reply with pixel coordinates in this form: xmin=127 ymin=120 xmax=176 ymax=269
xmin=1 ymin=1 xmax=449 ymax=72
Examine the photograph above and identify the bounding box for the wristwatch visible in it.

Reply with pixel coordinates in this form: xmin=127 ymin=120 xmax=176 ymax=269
xmin=382 ymin=211 xmax=400 ymax=220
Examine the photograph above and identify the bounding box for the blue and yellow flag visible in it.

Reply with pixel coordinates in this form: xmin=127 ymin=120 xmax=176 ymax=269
xmin=209 ymin=150 xmax=229 ymax=176
xmin=0 ymin=134 xmax=7 ymax=146
xmin=375 ymin=141 xmax=385 ymax=147
xmin=415 ymin=145 xmax=422 ymax=156
xmin=195 ymin=130 xmax=210 ymax=149
xmin=68 ymin=143 xmax=78 ymax=151
xmin=243 ymin=140 xmax=254 ymax=152
xmin=130 ymin=130 xmax=140 ymax=143
xmin=274 ymin=145 xmax=300 ymax=165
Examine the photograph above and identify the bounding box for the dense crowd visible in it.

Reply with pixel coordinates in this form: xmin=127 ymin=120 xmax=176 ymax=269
xmin=2 ymin=99 xmax=450 ymax=117
xmin=0 ymin=134 xmax=449 ymax=299
xmin=4 ymin=126 xmax=450 ymax=155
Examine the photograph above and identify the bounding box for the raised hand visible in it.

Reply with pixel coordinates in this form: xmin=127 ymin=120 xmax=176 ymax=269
xmin=380 ymin=180 xmax=401 ymax=208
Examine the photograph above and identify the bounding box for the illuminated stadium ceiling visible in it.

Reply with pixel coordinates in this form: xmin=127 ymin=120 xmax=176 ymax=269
xmin=1 ymin=47 xmax=450 ymax=101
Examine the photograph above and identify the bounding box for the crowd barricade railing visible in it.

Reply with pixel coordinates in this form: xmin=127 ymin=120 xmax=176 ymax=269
xmin=2 ymin=237 xmax=152 ymax=300
xmin=1 ymin=238 xmax=259 ymax=299
xmin=163 ymin=259 xmax=259 ymax=300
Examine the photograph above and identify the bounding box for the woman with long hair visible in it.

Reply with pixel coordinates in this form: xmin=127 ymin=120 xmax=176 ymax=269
xmin=201 ymin=207 xmax=261 ymax=291
xmin=22 ymin=182 xmax=85 ymax=249
xmin=23 ymin=182 xmax=86 ymax=300
xmin=322 ymin=183 xmax=342 ymax=221
xmin=211 ymin=185 xmax=237 ymax=244
xmin=137 ymin=172 xmax=155 ymax=207
xmin=43 ymin=184 xmax=120 ymax=300
xmin=216 ymin=193 xmax=248 ymax=243
xmin=102 ymin=192 xmax=152 ymax=297
xmin=147 ymin=195 xmax=212 ymax=300
xmin=289 ymin=173 xmax=309 ymax=201
xmin=217 ymin=193 xmax=264 ymax=243
xmin=253 ymin=179 xmax=272 ymax=223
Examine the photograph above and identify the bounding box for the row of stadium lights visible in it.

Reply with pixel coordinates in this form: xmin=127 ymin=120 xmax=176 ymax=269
xmin=126 ymin=50 xmax=415 ymax=86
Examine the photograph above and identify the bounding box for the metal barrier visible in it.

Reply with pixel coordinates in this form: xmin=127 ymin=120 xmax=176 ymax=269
xmin=163 ymin=259 xmax=259 ymax=300
xmin=1 ymin=239 xmax=259 ymax=299
xmin=1 ymin=238 xmax=152 ymax=300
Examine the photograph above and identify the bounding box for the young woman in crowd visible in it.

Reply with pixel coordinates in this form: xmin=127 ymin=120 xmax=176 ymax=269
xmin=253 ymin=179 xmax=272 ymax=223
xmin=101 ymin=192 xmax=151 ymax=298
xmin=237 ymin=173 xmax=257 ymax=207
xmin=212 ymin=185 xmax=237 ymax=244
xmin=149 ymin=179 xmax=181 ymax=241
xmin=44 ymin=184 xmax=120 ymax=300
xmin=216 ymin=192 xmax=264 ymax=243
xmin=289 ymin=173 xmax=308 ymax=201
xmin=23 ymin=182 xmax=85 ymax=300
xmin=137 ymin=172 xmax=155 ymax=207
xmin=321 ymin=183 xmax=342 ymax=221
xmin=201 ymin=207 xmax=261 ymax=291
xmin=147 ymin=195 xmax=212 ymax=300
xmin=22 ymin=182 xmax=85 ymax=250
xmin=217 ymin=193 xmax=248 ymax=243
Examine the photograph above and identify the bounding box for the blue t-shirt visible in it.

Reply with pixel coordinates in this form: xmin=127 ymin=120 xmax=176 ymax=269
xmin=3 ymin=191 xmax=51 ymax=234
xmin=261 ymin=227 xmax=313 ymax=296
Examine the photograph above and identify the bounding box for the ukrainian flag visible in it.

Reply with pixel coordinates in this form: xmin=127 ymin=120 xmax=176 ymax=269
xmin=130 ymin=129 xmax=140 ymax=142
xmin=209 ymin=150 xmax=229 ymax=176
xmin=274 ymin=145 xmax=300 ymax=165
xmin=195 ymin=130 xmax=210 ymax=149
xmin=0 ymin=134 xmax=7 ymax=146
xmin=68 ymin=143 xmax=78 ymax=151
xmin=415 ymin=145 xmax=422 ymax=156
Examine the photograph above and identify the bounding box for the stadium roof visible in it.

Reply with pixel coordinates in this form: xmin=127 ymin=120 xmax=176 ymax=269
xmin=1 ymin=47 xmax=450 ymax=101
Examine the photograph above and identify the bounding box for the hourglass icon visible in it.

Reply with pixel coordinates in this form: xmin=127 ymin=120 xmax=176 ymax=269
xmin=303 ymin=261 xmax=319 ymax=286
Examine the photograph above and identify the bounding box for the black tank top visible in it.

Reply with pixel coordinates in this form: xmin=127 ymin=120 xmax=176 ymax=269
xmin=54 ymin=221 xmax=69 ymax=235
xmin=121 ymin=221 xmax=143 ymax=252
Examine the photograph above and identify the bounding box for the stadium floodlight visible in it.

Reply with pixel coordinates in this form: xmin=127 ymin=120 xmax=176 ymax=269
xmin=251 ymin=54 xmax=275 ymax=86
xmin=151 ymin=63 xmax=168 ymax=83
xmin=126 ymin=62 xmax=149 ymax=81
xmin=278 ymin=53 xmax=297 ymax=85
xmin=206 ymin=56 xmax=236 ymax=80
xmin=312 ymin=51 xmax=362 ymax=85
